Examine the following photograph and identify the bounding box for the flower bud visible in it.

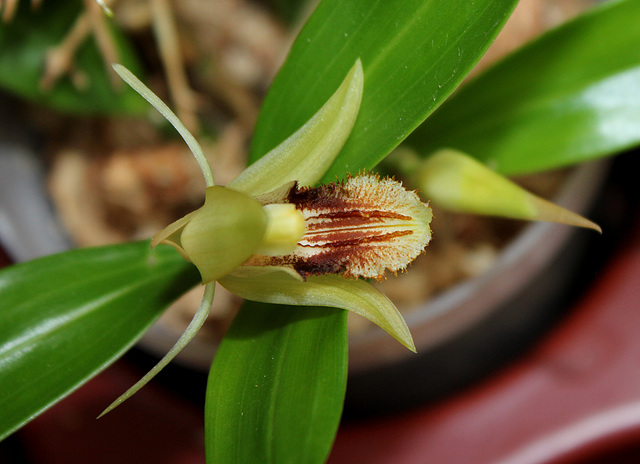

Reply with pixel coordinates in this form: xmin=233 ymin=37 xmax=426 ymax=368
xmin=415 ymin=149 xmax=601 ymax=231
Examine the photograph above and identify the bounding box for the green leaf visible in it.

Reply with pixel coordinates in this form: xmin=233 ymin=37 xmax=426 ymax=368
xmin=248 ymin=0 xmax=520 ymax=183
xmin=407 ymin=0 xmax=640 ymax=175
xmin=205 ymin=302 xmax=348 ymax=464
xmin=0 ymin=0 xmax=146 ymax=115
xmin=0 ymin=241 xmax=200 ymax=440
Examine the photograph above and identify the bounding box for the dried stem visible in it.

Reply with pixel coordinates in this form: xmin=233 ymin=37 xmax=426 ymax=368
xmin=151 ymin=0 xmax=200 ymax=133
xmin=83 ymin=0 xmax=121 ymax=88
xmin=40 ymin=12 xmax=91 ymax=91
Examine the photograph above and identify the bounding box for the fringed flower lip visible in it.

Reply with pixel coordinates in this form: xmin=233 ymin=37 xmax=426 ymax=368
xmin=101 ymin=59 xmax=432 ymax=416
xmin=241 ymin=174 xmax=432 ymax=281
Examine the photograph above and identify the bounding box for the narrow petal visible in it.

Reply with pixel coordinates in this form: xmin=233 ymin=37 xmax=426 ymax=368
xmin=94 ymin=0 xmax=113 ymax=16
xmin=150 ymin=210 xmax=198 ymax=258
xmin=180 ymin=187 xmax=268 ymax=283
xmin=228 ymin=59 xmax=364 ymax=196
xmin=416 ymin=149 xmax=601 ymax=231
xmin=98 ymin=282 xmax=215 ymax=417
xmin=113 ymin=64 xmax=214 ymax=187
xmin=219 ymin=267 xmax=415 ymax=352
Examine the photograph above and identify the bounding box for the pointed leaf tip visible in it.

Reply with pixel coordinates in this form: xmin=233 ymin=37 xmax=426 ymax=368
xmin=532 ymin=195 xmax=602 ymax=233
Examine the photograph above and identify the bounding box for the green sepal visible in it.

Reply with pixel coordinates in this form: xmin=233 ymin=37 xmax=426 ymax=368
xmin=158 ymin=187 xmax=268 ymax=284
xmin=219 ymin=266 xmax=416 ymax=352
xmin=229 ymin=59 xmax=364 ymax=195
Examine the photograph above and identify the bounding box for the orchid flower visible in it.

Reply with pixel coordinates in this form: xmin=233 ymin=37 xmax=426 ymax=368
xmin=101 ymin=60 xmax=432 ymax=415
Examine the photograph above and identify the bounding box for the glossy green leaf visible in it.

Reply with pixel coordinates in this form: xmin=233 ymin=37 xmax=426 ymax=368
xmin=0 ymin=0 xmax=146 ymax=114
xmin=205 ymin=302 xmax=348 ymax=464
xmin=407 ymin=0 xmax=640 ymax=175
xmin=248 ymin=0 xmax=520 ymax=183
xmin=0 ymin=241 xmax=200 ymax=440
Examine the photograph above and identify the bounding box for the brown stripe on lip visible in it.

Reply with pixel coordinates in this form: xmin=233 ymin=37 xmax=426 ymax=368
xmin=301 ymin=229 xmax=413 ymax=247
xmin=309 ymin=210 xmax=413 ymax=220
xmin=287 ymin=181 xmax=356 ymax=212
xmin=292 ymin=230 xmax=415 ymax=279
xmin=305 ymin=209 xmax=414 ymax=232
xmin=246 ymin=174 xmax=433 ymax=280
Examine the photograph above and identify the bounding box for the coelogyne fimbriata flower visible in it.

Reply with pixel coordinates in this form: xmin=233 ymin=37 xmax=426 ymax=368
xmin=156 ymin=174 xmax=432 ymax=284
xmin=103 ymin=60 xmax=431 ymax=414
